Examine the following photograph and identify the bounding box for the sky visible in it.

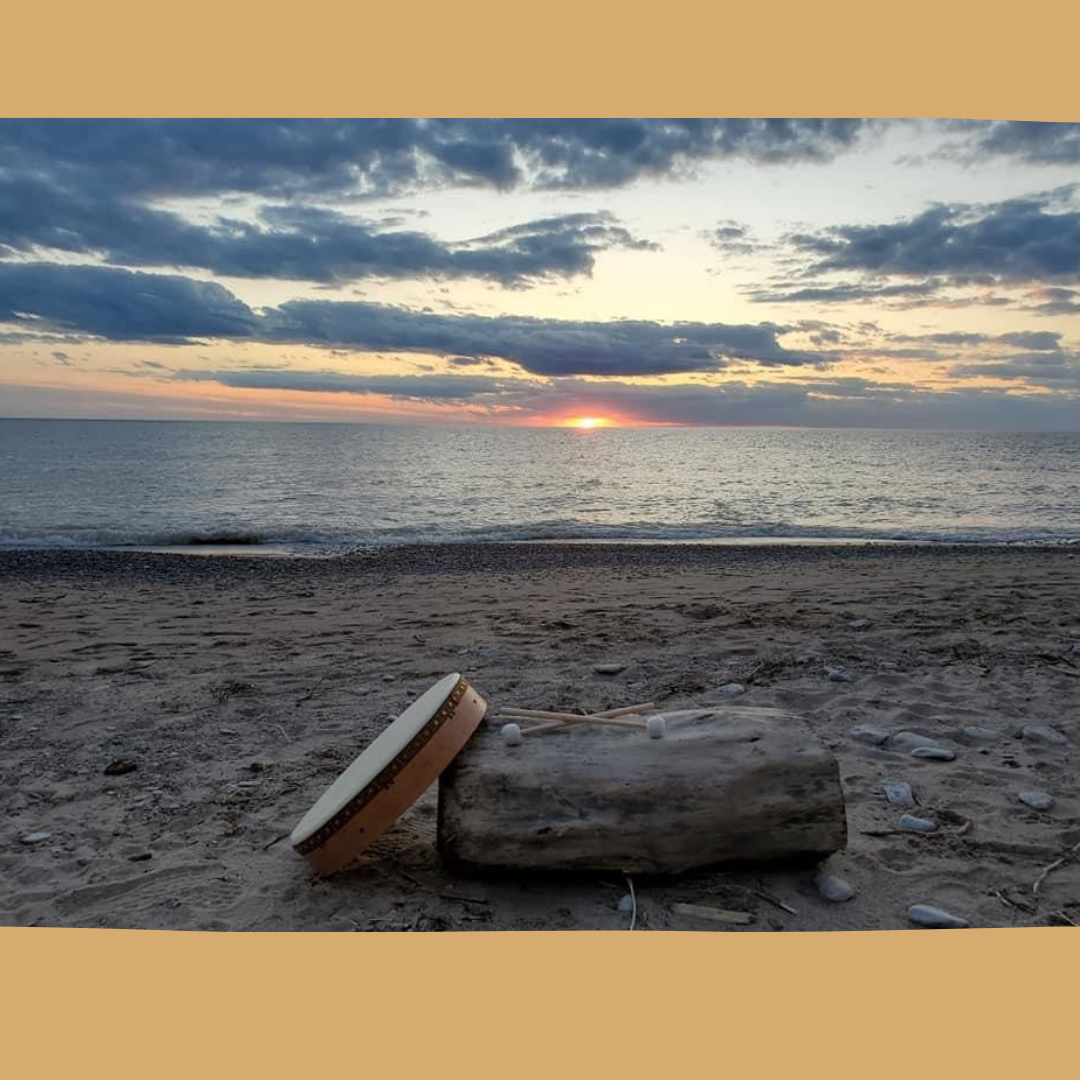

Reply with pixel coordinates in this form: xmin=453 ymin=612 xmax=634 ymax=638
xmin=2 ymin=117 xmax=1080 ymax=428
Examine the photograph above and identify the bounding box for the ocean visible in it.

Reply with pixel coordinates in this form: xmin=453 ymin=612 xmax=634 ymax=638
xmin=2 ymin=418 xmax=1079 ymax=552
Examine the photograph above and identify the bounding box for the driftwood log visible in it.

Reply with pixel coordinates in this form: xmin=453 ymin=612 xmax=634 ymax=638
xmin=437 ymin=707 xmax=847 ymax=876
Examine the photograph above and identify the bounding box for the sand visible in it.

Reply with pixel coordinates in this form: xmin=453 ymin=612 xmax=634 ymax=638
xmin=1 ymin=543 xmax=1078 ymax=931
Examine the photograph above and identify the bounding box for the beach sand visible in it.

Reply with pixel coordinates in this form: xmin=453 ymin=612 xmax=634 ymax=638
xmin=1 ymin=544 xmax=1078 ymax=931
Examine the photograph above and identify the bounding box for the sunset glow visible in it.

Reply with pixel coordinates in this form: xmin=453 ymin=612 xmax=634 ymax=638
xmin=1 ymin=120 xmax=1079 ymax=429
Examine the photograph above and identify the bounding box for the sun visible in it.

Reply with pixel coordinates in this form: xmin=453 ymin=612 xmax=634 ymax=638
xmin=568 ymin=416 xmax=608 ymax=429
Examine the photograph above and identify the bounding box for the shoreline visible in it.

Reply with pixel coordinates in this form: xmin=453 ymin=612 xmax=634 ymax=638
xmin=1 ymin=540 xmax=1078 ymax=585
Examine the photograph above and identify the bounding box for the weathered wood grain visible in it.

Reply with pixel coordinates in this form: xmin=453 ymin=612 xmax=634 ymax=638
xmin=437 ymin=707 xmax=847 ymax=875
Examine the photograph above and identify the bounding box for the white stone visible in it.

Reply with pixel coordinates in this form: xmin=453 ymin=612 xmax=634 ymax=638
xmin=850 ymin=725 xmax=889 ymax=746
xmin=911 ymin=746 xmax=956 ymax=761
xmin=888 ymin=731 xmax=943 ymax=753
xmin=883 ymin=780 xmax=915 ymax=808
xmin=1018 ymin=791 xmax=1054 ymax=811
xmin=1023 ymin=725 xmax=1068 ymax=745
xmin=960 ymin=726 xmax=1000 ymax=742
xmin=814 ymin=870 xmax=855 ymax=903
xmin=19 ymin=831 xmax=52 ymax=844
xmin=899 ymin=814 xmax=937 ymax=832
xmin=908 ymin=905 xmax=970 ymax=929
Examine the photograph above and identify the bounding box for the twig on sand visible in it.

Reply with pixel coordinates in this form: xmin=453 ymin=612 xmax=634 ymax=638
xmin=672 ymin=902 xmax=754 ymax=926
xmin=992 ymin=889 xmax=1034 ymax=914
xmin=743 ymin=662 xmax=766 ymax=685
xmin=756 ymin=890 xmax=798 ymax=916
xmin=295 ymin=671 xmax=330 ymax=705
xmin=262 ymin=831 xmax=290 ymax=850
xmin=862 ymin=816 xmax=971 ymax=839
xmin=438 ymin=890 xmax=489 ymax=906
xmin=625 ymin=873 xmax=637 ymax=931
xmin=1033 ymin=837 xmax=1080 ymax=896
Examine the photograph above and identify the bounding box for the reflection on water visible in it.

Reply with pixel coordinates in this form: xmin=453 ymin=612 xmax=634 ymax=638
xmin=2 ymin=419 xmax=1080 ymax=549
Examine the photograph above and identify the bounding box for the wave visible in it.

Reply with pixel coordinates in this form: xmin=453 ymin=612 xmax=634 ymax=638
xmin=0 ymin=527 xmax=333 ymax=551
xmin=3 ymin=518 xmax=1080 ymax=551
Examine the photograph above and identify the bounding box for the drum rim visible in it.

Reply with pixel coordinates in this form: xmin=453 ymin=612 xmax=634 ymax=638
xmin=292 ymin=673 xmax=472 ymax=856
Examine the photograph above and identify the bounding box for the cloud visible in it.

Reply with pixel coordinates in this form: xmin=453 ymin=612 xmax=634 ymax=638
xmin=0 ymin=168 xmax=652 ymax=285
xmin=0 ymin=119 xmax=877 ymax=202
xmin=791 ymin=188 xmax=1080 ymax=284
xmin=708 ymin=220 xmax=766 ymax=256
xmin=949 ymin=352 xmax=1080 ymax=388
xmin=534 ymin=377 xmax=1080 ymax=429
xmin=1023 ymin=286 xmax=1080 ymax=316
xmin=173 ymin=368 xmax=525 ymax=401
xmin=263 ymin=300 xmax=820 ymax=376
xmin=748 ymin=280 xmax=942 ymax=303
xmin=0 ymin=119 xmax=874 ymax=288
xmin=907 ymin=330 xmax=1062 ymax=351
xmin=997 ymin=331 xmax=1063 ymax=351
xmin=0 ymin=262 xmax=258 ymax=341
xmin=0 ymin=261 xmax=822 ymax=374
xmin=963 ymin=121 xmax=1080 ymax=165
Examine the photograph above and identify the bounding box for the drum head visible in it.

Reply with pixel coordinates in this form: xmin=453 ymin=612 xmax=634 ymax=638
xmin=290 ymin=672 xmax=486 ymax=874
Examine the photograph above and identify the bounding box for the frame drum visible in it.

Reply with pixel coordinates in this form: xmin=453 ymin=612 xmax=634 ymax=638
xmin=291 ymin=673 xmax=487 ymax=876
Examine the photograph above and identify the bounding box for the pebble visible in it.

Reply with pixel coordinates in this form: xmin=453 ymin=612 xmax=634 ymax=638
xmin=382 ymin=674 xmax=396 ymax=682
xmin=617 ymin=893 xmax=635 ymax=913
xmin=826 ymin=667 xmax=853 ymax=682
xmin=718 ymin=682 xmax=745 ymax=696
xmin=1018 ymin=791 xmax=1055 ymax=811
xmin=899 ymin=814 xmax=937 ymax=832
xmin=593 ymin=664 xmax=626 ymax=675
xmin=960 ymin=726 xmax=1000 ymax=742
xmin=19 ymin=831 xmax=52 ymax=844
xmin=911 ymin=746 xmax=956 ymax=761
xmin=883 ymin=780 xmax=915 ymax=808
xmin=888 ymin=731 xmax=943 ymax=753
xmin=908 ymin=905 xmax=970 ymax=929
xmin=218 ymin=728 xmax=238 ymax=736
xmin=103 ymin=758 xmax=138 ymax=776
xmin=850 ymin=725 xmax=889 ymax=746
xmin=1022 ymin=725 xmax=1068 ymax=745
xmin=847 ymin=619 xmax=871 ymax=631
xmin=814 ymin=871 xmax=855 ymax=903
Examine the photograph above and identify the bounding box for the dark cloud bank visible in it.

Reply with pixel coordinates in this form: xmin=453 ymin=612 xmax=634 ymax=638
xmin=749 ymin=187 xmax=1080 ymax=313
xmin=0 ymin=260 xmax=815 ymax=376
